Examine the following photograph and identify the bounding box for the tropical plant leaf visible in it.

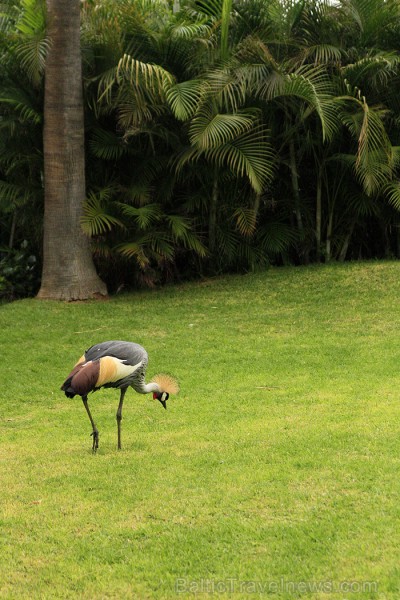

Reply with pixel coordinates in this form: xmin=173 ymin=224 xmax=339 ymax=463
xmin=0 ymin=180 xmax=32 ymax=211
xmin=13 ymin=36 xmax=49 ymax=86
xmin=205 ymin=67 xmax=247 ymax=113
xmin=114 ymin=240 xmax=150 ymax=268
xmin=204 ymin=125 xmax=276 ymax=194
xmin=147 ymin=232 xmax=175 ymax=261
xmin=260 ymin=65 xmax=337 ymax=141
xmin=258 ymin=221 xmax=298 ymax=254
xmin=383 ymin=181 xmax=400 ymax=211
xmin=343 ymin=52 xmax=400 ymax=89
xmin=90 ymin=239 xmax=113 ymax=259
xmin=14 ymin=0 xmax=45 ymax=35
xmin=216 ymin=227 xmax=238 ymax=259
xmin=166 ymin=214 xmax=208 ymax=256
xmin=233 ymin=206 xmax=257 ymax=236
xmin=0 ymin=86 xmax=42 ymax=124
xmin=6 ymin=0 xmax=48 ymax=86
xmin=194 ymin=0 xmax=223 ymax=19
xmin=166 ymin=80 xmax=204 ymax=121
xmin=81 ymin=191 xmax=125 ymax=236
xmin=89 ymin=128 xmax=128 ymax=160
xmin=302 ymin=44 xmax=343 ymax=65
xmin=346 ymin=191 xmax=380 ymax=217
xmin=116 ymin=53 xmax=175 ymax=95
xmin=340 ymin=100 xmax=393 ymax=195
xmin=189 ymin=108 xmax=258 ymax=149
xmin=117 ymin=203 xmax=163 ymax=229
xmin=169 ymin=21 xmax=214 ymax=41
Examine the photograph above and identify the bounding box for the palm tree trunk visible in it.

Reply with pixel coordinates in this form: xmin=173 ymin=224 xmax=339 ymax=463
xmin=315 ymin=164 xmax=323 ymax=262
xmin=9 ymin=212 xmax=17 ymax=249
xmin=289 ymin=139 xmax=309 ymax=264
xmin=326 ymin=206 xmax=334 ymax=262
xmin=221 ymin=0 xmax=233 ymax=60
xmin=209 ymin=175 xmax=218 ymax=253
xmin=37 ymin=0 xmax=107 ymax=300
xmin=289 ymin=139 xmax=303 ymax=233
xmin=253 ymin=193 xmax=261 ymax=220
xmin=339 ymin=220 xmax=355 ymax=261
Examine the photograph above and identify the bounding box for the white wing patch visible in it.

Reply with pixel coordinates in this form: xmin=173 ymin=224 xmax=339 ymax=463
xmin=111 ymin=358 xmax=142 ymax=381
xmin=97 ymin=356 xmax=143 ymax=387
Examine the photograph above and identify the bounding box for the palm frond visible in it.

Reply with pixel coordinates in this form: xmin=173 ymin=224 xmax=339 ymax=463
xmin=205 ymin=67 xmax=247 ymax=113
xmin=349 ymin=101 xmax=393 ymax=195
xmin=189 ymin=108 xmax=258 ymax=149
xmin=346 ymin=191 xmax=380 ymax=216
xmin=121 ymin=183 xmax=154 ymax=206
xmin=302 ymin=44 xmax=342 ymax=66
xmin=116 ymin=53 xmax=175 ymax=95
xmin=14 ymin=0 xmax=45 ymax=35
xmin=81 ymin=191 xmax=125 ymax=236
xmin=147 ymin=232 xmax=176 ymax=261
xmin=117 ymin=203 xmax=163 ymax=229
xmin=166 ymin=214 xmax=208 ymax=256
xmin=260 ymin=65 xmax=337 ymax=141
xmin=0 ymin=86 xmax=42 ymax=124
xmin=204 ymin=125 xmax=276 ymax=194
xmin=0 ymin=180 xmax=33 ymax=211
xmin=383 ymin=181 xmax=400 ymax=211
xmin=258 ymin=221 xmax=298 ymax=254
xmin=166 ymin=80 xmax=204 ymax=121
xmin=13 ymin=36 xmax=49 ymax=86
xmin=95 ymin=66 xmax=119 ymax=106
xmin=169 ymin=20 xmax=214 ymax=40
xmin=194 ymin=0 xmax=223 ymax=20
xmin=7 ymin=0 xmax=48 ymax=86
xmin=114 ymin=240 xmax=150 ymax=268
xmin=89 ymin=128 xmax=128 ymax=161
xmin=233 ymin=206 xmax=257 ymax=236
xmin=216 ymin=227 xmax=238 ymax=259
xmin=343 ymin=52 xmax=400 ymax=89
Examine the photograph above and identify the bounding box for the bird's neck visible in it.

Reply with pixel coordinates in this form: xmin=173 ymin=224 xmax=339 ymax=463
xmin=134 ymin=381 xmax=161 ymax=394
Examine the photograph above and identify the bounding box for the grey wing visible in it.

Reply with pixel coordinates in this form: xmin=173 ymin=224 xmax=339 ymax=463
xmin=84 ymin=341 xmax=148 ymax=367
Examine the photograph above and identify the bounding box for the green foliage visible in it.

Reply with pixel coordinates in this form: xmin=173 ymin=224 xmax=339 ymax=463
xmin=0 ymin=0 xmax=44 ymax=262
xmin=2 ymin=0 xmax=400 ymax=293
xmin=81 ymin=190 xmax=125 ymax=236
xmin=0 ymin=240 xmax=39 ymax=299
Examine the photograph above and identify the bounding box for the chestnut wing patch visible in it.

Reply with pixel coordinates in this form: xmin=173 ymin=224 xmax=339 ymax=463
xmin=62 ymin=361 xmax=100 ymax=397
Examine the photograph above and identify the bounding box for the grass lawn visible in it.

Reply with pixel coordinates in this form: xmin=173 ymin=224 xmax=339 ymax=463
xmin=1 ymin=261 xmax=400 ymax=599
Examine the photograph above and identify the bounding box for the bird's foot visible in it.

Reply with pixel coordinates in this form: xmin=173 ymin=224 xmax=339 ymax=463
xmin=91 ymin=430 xmax=99 ymax=453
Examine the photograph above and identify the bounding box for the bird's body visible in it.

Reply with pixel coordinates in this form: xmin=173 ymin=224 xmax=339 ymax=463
xmin=61 ymin=340 xmax=179 ymax=451
xmin=62 ymin=341 xmax=152 ymax=397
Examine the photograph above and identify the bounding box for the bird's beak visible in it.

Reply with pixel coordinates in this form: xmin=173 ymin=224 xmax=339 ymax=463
xmin=158 ymin=398 xmax=167 ymax=410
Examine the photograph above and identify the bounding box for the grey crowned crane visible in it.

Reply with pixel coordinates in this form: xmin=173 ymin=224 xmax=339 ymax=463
xmin=61 ymin=340 xmax=179 ymax=452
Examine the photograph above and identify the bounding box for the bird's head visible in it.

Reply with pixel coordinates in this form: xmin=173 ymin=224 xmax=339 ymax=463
xmin=151 ymin=374 xmax=179 ymax=410
xmin=153 ymin=391 xmax=169 ymax=409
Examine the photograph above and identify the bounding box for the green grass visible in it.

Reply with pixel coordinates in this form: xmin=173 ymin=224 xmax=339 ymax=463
xmin=1 ymin=261 xmax=400 ymax=599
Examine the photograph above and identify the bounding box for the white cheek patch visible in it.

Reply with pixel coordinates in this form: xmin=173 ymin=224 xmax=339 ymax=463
xmin=161 ymin=392 xmax=168 ymax=402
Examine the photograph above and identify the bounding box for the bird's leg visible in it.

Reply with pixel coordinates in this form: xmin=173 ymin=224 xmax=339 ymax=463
xmin=82 ymin=396 xmax=99 ymax=452
xmin=116 ymin=388 xmax=127 ymax=450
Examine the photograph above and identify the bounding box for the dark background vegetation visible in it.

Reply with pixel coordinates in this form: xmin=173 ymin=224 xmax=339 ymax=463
xmin=1 ymin=0 xmax=400 ymax=299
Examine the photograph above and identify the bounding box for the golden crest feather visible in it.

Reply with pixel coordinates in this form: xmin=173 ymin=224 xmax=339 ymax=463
xmin=151 ymin=373 xmax=180 ymax=395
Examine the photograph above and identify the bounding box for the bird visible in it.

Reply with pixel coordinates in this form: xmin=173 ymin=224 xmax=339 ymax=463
xmin=61 ymin=340 xmax=179 ymax=452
